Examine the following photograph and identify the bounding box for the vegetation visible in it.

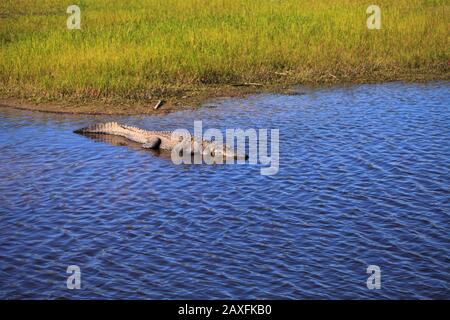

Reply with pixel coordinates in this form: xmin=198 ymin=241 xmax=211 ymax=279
xmin=0 ymin=0 xmax=448 ymax=110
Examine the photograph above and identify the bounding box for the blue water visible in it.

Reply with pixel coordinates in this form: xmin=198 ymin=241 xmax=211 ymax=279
xmin=0 ymin=82 xmax=448 ymax=299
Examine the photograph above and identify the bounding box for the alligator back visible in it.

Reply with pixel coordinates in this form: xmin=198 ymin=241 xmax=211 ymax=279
xmin=75 ymin=122 xmax=247 ymax=160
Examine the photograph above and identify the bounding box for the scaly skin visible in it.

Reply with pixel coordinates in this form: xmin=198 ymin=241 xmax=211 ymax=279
xmin=74 ymin=122 xmax=247 ymax=160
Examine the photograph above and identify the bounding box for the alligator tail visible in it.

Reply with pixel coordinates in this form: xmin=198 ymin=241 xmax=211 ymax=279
xmin=74 ymin=122 xmax=122 ymax=134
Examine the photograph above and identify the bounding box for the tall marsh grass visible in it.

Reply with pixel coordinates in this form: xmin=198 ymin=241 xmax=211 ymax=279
xmin=0 ymin=0 xmax=448 ymax=102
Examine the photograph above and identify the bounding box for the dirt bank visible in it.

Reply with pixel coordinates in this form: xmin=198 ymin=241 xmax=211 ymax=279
xmin=0 ymin=72 xmax=448 ymax=115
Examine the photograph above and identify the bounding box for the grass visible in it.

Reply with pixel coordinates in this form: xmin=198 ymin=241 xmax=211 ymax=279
xmin=0 ymin=0 xmax=448 ymax=111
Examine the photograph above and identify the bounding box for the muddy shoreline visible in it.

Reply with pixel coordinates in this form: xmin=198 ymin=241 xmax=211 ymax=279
xmin=1 ymin=73 xmax=448 ymax=115
xmin=0 ymin=84 xmax=269 ymax=116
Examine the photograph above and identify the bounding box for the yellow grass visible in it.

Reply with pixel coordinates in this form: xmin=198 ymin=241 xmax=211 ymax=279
xmin=0 ymin=0 xmax=448 ymax=104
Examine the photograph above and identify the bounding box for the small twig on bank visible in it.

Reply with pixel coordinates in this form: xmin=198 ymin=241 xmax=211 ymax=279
xmin=231 ymin=82 xmax=263 ymax=87
xmin=153 ymin=100 xmax=164 ymax=110
xmin=328 ymin=73 xmax=338 ymax=79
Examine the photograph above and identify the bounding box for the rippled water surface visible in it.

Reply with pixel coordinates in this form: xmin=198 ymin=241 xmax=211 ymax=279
xmin=0 ymin=82 xmax=449 ymax=299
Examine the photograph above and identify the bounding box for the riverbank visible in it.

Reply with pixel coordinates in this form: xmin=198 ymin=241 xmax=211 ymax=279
xmin=1 ymin=0 xmax=448 ymax=114
xmin=1 ymin=72 xmax=447 ymax=115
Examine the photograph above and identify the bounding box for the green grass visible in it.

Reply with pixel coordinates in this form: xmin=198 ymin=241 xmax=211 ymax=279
xmin=0 ymin=0 xmax=448 ymax=104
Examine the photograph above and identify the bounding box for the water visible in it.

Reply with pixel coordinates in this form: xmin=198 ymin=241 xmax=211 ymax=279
xmin=0 ymin=82 xmax=448 ymax=299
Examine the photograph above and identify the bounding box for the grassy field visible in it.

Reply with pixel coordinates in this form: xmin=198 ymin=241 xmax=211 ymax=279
xmin=0 ymin=0 xmax=448 ymax=112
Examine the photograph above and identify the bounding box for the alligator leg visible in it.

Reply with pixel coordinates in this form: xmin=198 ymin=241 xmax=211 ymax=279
xmin=142 ymin=137 xmax=161 ymax=149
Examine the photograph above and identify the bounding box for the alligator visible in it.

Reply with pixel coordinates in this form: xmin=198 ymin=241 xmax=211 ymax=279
xmin=74 ymin=122 xmax=247 ymax=160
